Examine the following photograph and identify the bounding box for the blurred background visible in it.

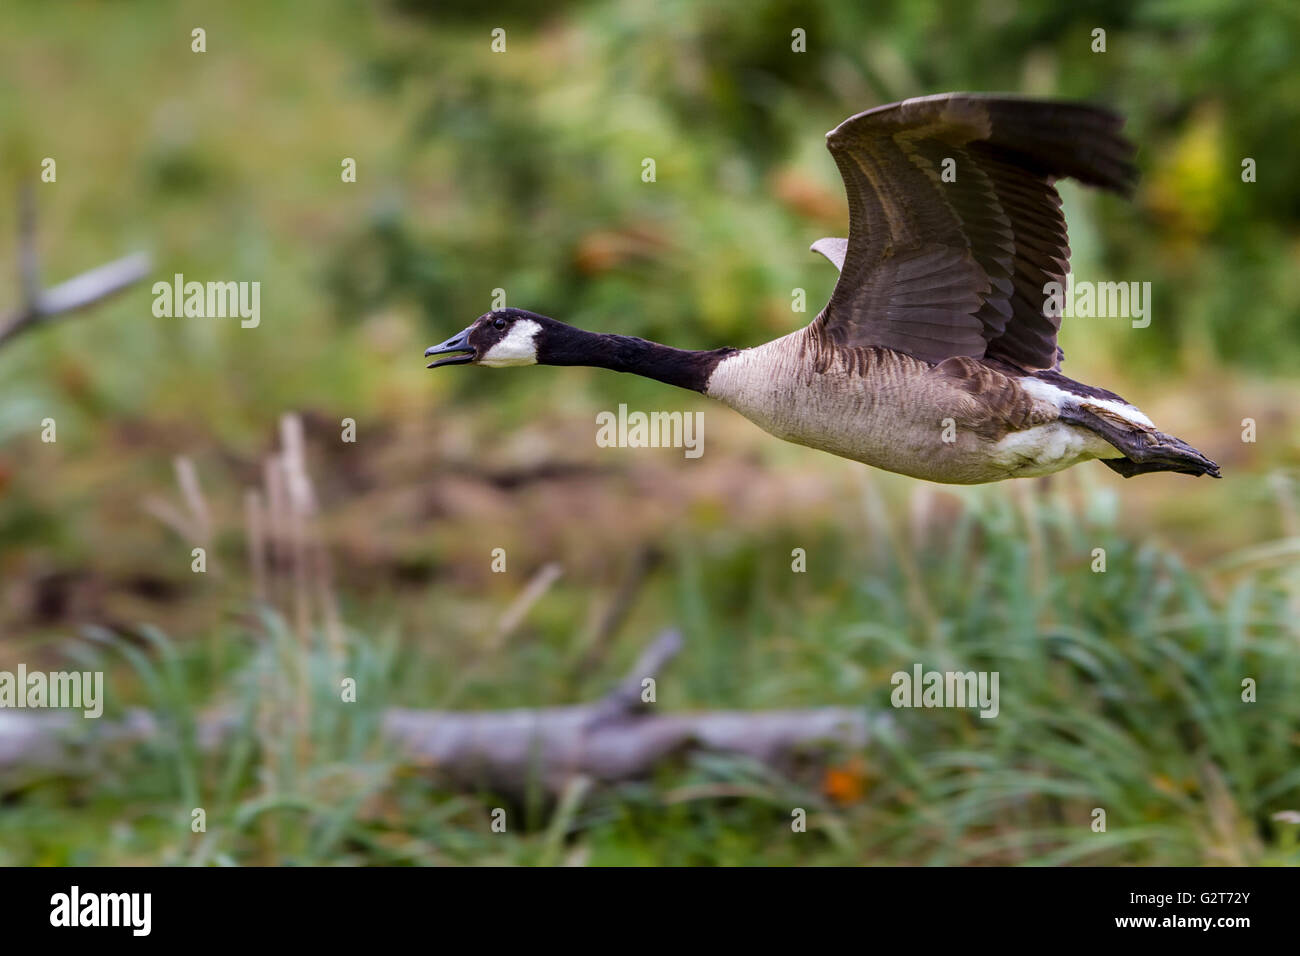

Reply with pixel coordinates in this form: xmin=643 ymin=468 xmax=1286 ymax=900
xmin=1 ymin=0 xmax=1299 ymax=865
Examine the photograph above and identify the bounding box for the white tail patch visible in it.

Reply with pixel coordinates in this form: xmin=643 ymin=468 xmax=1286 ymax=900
xmin=1018 ymin=377 xmax=1153 ymax=428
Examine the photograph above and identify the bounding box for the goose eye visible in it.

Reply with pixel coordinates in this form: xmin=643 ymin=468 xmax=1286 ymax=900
xmin=493 ymin=317 xmax=507 ymax=331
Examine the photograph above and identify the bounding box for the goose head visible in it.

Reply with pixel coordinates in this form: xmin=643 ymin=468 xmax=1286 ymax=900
xmin=425 ymin=308 xmax=560 ymax=369
xmin=425 ymin=308 xmax=733 ymax=393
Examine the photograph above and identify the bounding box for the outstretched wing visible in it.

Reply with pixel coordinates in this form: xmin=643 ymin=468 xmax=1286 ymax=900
xmin=812 ymin=93 xmax=1136 ymax=370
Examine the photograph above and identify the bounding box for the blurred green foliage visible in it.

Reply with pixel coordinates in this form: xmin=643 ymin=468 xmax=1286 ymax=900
xmin=3 ymin=487 xmax=1299 ymax=865
xmin=332 ymin=0 xmax=1300 ymax=377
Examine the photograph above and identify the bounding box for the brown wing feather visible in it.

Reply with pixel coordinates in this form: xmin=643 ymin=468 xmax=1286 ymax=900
xmin=813 ymin=93 xmax=1137 ymax=370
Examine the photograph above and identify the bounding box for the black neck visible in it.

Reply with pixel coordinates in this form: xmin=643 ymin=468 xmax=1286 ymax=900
xmin=541 ymin=329 xmax=735 ymax=393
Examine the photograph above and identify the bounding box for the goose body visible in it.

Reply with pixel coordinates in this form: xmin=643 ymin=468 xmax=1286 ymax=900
xmin=704 ymin=328 xmax=1122 ymax=483
xmin=427 ymin=93 xmax=1219 ymax=483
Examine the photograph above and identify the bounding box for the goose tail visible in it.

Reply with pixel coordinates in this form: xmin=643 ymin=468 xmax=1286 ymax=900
xmin=1100 ymin=430 xmax=1221 ymax=479
xmin=1032 ymin=371 xmax=1222 ymax=479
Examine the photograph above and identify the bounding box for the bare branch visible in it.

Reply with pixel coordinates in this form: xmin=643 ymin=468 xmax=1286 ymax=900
xmin=0 ymin=185 xmax=151 ymax=350
xmin=35 ymin=252 xmax=152 ymax=319
xmin=18 ymin=185 xmax=39 ymax=306
xmin=588 ymin=626 xmax=682 ymax=721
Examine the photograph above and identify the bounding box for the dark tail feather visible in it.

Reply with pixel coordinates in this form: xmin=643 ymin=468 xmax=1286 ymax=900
xmin=1056 ymin=401 xmax=1220 ymax=479
xmin=1100 ymin=431 xmax=1221 ymax=479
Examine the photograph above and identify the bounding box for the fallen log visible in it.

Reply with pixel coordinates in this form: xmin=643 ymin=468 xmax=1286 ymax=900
xmin=0 ymin=630 xmax=887 ymax=794
xmin=386 ymin=630 xmax=883 ymax=792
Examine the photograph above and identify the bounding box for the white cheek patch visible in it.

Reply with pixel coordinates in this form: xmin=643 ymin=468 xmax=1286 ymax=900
xmin=480 ymin=319 xmax=541 ymax=367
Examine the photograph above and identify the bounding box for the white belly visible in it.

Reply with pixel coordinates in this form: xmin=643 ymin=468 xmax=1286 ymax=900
xmin=988 ymin=422 xmax=1119 ymax=477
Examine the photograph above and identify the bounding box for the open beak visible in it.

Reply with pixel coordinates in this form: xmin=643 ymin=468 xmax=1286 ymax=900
xmin=424 ymin=327 xmax=476 ymax=369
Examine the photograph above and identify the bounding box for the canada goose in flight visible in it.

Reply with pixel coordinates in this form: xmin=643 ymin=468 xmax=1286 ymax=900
xmin=426 ymin=93 xmax=1219 ymax=484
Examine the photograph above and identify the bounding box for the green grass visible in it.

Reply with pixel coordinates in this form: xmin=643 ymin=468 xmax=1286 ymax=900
xmin=3 ymin=478 xmax=1297 ymax=866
